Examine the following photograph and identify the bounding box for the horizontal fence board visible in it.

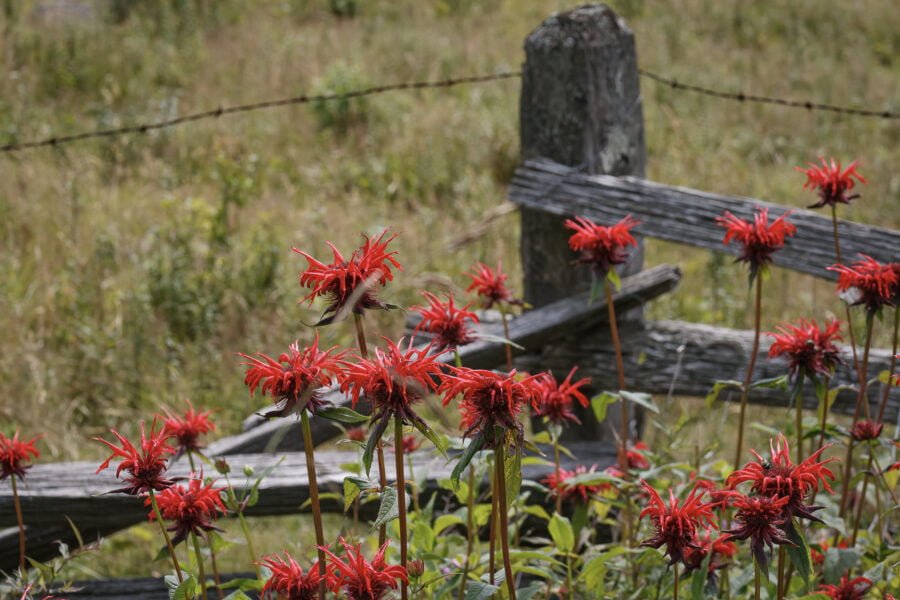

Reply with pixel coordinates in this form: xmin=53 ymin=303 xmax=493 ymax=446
xmin=509 ymin=159 xmax=899 ymax=280
xmin=517 ymin=318 xmax=898 ymax=418
xmin=0 ymin=444 xmax=615 ymax=572
xmin=208 ymin=264 xmax=682 ymax=457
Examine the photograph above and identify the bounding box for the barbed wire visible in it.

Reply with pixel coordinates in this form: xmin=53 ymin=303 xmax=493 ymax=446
xmin=638 ymin=68 xmax=898 ymax=120
xmin=1 ymin=67 xmax=896 ymax=154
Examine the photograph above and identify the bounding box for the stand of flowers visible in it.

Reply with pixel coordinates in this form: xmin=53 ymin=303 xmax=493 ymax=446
xmin=2 ymin=157 xmax=898 ymax=600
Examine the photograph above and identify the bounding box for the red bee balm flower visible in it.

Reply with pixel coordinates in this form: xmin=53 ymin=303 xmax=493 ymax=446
xmin=293 ymin=230 xmax=401 ymax=324
xmin=565 ymin=214 xmax=640 ymax=277
xmin=817 ymin=575 xmax=872 ymax=600
xmin=639 ymin=481 xmax=717 ymax=566
xmin=724 ymin=493 xmax=791 ymax=571
xmin=401 ymin=435 xmax=421 ymax=454
xmin=849 ymin=420 xmax=883 ymax=441
xmin=531 ymin=367 xmax=591 ymax=425
xmin=94 ymin=421 xmax=176 ymax=495
xmin=147 ymin=476 xmax=226 ymax=545
xmin=321 ymin=538 xmax=408 ymax=600
xmin=828 ymin=255 xmax=898 ymax=313
xmin=259 ymin=552 xmax=331 ymax=600
xmin=797 ymin=157 xmax=866 ymax=209
xmin=161 ymin=401 xmax=215 ymax=455
xmin=240 ymin=336 xmax=347 ymax=418
xmin=682 ymin=533 xmax=737 ymax=579
xmin=716 ymin=208 xmax=796 ymax=274
xmin=627 ymin=441 xmax=651 ymax=470
xmin=767 ymin=318 xmax=842 ymax=379
xmin=0 ymin=431 xmax=41 ymax=481
xmin=439 ymin=368 xmax=540 ymax=446
xmin=727 ymin=434 xmax=836 ymax=521
xmin=542 ymin=464 xmax=606 ymax=503
xmin=413 ymin=292 xmax=479 ymax=351
xmin=341 ymin=339 xmax=442 ymax=432
xmin=466 ymin=261 xmax=522 ymax=310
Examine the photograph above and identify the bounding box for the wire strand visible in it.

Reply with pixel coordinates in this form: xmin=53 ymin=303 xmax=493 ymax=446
xmin=1 ymin=67 xmax=895 ymax=155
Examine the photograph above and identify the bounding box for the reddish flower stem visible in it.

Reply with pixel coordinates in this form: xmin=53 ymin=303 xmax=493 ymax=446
xmin=10 ymin=476 xmax=26 ymax=573
xmin=457 ymin=466 xmax=477 ymax=600
xmin=792 ymin=372 xmax=805 ymax=464
xmin=300 ymin=409 xmax=327 ymax=600
xmin=208 ymin=543 xmax=225 ymax=600
xmin=754 ymin=562 xmax=761 ymax=600
xmin=354 ymin=313 xmax=389 ymax=546
xmin=149 ymin=488 xmax=184 ymax=583
xmin=500 ymin=305 xmax=513 ymax=372
xmin=673 ymin=563 xmax=679 ymax=600
xmin=734 ymin=275 xmax=763 ymax=471
xmin=831 ymin=205 xmax=863 ymax=384
xmin=875 ymin=306 xmax=898 ymax=424
xmin=850 ymin=448 xmax=873 ymax=546
xmin=776 ymin=545 xmax=786 ymax=599
xmin=840 ymin=316 xmax=874 ymax=517
xmin=395 ymin=418 xmax=409 ymax=600
xmin=495 ymin=443 xmax=516 ymax=600
xmin=604 ymin=280 xmax=628 ymax=462
xmin=817 ymin=375 xmax=832 ymax=452
xmin=489 ymin=457 xmax=498 ymax=586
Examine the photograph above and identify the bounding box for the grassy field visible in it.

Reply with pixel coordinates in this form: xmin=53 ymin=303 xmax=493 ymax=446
xmin=0 ymin=0 xmax=897 ymax=466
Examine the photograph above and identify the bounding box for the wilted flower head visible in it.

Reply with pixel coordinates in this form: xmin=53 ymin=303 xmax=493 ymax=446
xmin=322 ymin=538 xmax=408 ymax=600
xmin=724 ymin=492 xmax=791 ymax=571
xmin=816 ymin=575 xmax=872 ymax=600
xmin=542 ymin=464 xmax=607 ymax=503
xmin=767 ymin=318 xmax=842 ymax=379
xmin=161 ymin=401 xmax=215 ymax=455
xmin=413 ymin=292 xmax=479 ymax=351
xmin=627 ymin=441 xmax=651 ymax=471
xmin=94 ymin=421 xmax=176 ymax=495
xmin=727 ymin=434 xmax=836 ymax=521
xmin=147 ymin=475 xmax=226 ymax=545
xmin=0 ymin=431 xmax=41 ymax=481
xmin=293 ymin=230 xmax=401 ymax=325
xmin=401 ymin=435 xmax=421 ymax=454
xmin=682 ymin=532 xmax=737 ymax=580
xmin=828 ymin=255 xmax=898 ymax=313
xmin=716 ymin=208 xmax=796 ymax=276
xmin=565 ymin=214 xmax=640 ymax=277
xmin=531 ymin=367 xmax=591 ymax=425
xmin=639 ymin=481 xmax=717 ymax=566
xmin=240 ymin=335 xmax=347 ymax=417
xmin=341 ymin=338 xmax=442 ymax=433
xmin=849 ymin=420 xmax=883 ymax=441
xmin=439 ymin=367 xmax=540 ymax=447
xmin=346 ymin=427 xmax=366 ymax=442
xmin=797 ymin=157 xmax=865 ymax=209
xmin=259 ymin=552 xmax=330 ymax=600
xmin=466 ymin=261 xmax=522 ymax=310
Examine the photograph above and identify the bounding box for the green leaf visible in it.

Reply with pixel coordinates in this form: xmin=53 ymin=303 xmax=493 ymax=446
xmin=822 ymin=548 xmax=860 ymax=585
xmin=749 ymin=375 xmax=788 ymax=390
xmin=606 ymin=268 xmax=622 ymax=291
xmin=451 ymin=435 xmax=485 ymax=486
xmin=412 ymin=418 xmax=448 ymax=456
xmin=504 ymin=447 xmax=522 ymax=506
xmin=784 ymin=518 xmax=813 ymax=585
xmin=343 ymin=477 xmax=363 ymax=512
xmin=434 ymin=514 xmax=465 ymax=535
xmin=705 ymin=380 xmax=742 ymax=408
xmin=464 ymin=581 xmax=500 ymax=600
xmin=223 ymin=592 xmax=253 ymax=600
xmin=522 ymin=504 xmax=551 ymax=521
xmin=166 ymin=574 xmax=198 ymax=600
xmin=316 ymin=406 xmax=370 ymax=424
xmin=620 ymin=390 xmax=659 ymax=413
xmin=363 ymin=416 xmax=390 ymax=476
xmin=591 ymin=391 xmax=619 ymax=422
xmin=531 ymin=430 xmax=553 ymax=445
xmin=548 ymin=513 xmax=575 ymax=553
xmin=690 ymin=548 xmax=713 ymax=600
xmin=218 ymin=578 xmax=264 ymax=591
xmin=372 ymin=486 xmax=400 ymax=529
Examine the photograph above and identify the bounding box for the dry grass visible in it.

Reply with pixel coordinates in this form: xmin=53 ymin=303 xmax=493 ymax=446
xmin=0 ymin=0 xmax=897 ymax=464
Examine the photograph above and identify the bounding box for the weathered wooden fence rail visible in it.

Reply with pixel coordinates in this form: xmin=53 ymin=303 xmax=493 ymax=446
xmin=1 ymin=2 xmax=897 ymax=594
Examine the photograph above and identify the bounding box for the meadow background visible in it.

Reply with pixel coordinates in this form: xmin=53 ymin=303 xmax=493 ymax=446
xmin=0 ymin=0 xmax=897 ymax=467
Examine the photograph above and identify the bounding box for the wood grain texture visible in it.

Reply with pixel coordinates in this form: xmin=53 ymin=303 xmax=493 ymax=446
xmin=510 ymin=159 xmax=899 ymax=280
xmin=520 ymin=4 xmax=646 ymax=308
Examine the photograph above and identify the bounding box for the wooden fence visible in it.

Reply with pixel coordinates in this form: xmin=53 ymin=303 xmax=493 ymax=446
xmin=1 ymin=3 xmax=897 ymax=596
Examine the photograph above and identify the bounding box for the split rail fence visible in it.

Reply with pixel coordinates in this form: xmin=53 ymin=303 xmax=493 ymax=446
xmin=1 ymin=4 xmax=897 ymax=597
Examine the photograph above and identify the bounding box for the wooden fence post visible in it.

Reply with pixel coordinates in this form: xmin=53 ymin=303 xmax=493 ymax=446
xmin=519 ymin=4 xmax=646 ymax=440
xmin=520 ymin=3 xmax=646 ymax=308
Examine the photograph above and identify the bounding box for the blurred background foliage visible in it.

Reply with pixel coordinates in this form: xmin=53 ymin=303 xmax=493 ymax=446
xmin=0 ymin=0 xmax=897 ymax=460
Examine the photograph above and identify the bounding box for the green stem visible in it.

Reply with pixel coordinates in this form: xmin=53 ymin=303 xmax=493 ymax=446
xmin=192 ymin=532 xmax=209 ymax=600
xmin=457 ymin=466 xmax=477 ymax=600
xmin=224 ymin=474 xmax=260 ymax=578
xmin=301 ymin=409 xmax=327 ymax=600
xmin=875 ymin=306 xmax=899 ymax=424
xmin=499 ymin=305 xmax=513 ymax=372
xmin=850 ymin=448 xmax=873 ymax=546
xmin=776 ymin=545 xmax=785 ymax=599
xmin=735 ymin=274 xmax=763 ymax=471
xmin=553 ymin=436 xmax=563 ymax=515
xmin=187 ymin=451 xmax=197 ymax=474
xmin=488 ymin=452 xmax=498 ymax=586
xmin=673 ymin=563 xmax=679 ymax=600
xmin=10 ymin=476 xmax=26 ymax=573
xmin=149 ymin=489 xmax=184 ymax=583
xmin=208 ymin=539 xmax=225 ymax=600
xmin=793 ymin=372 xmax=805 ymax=464
xmin=816 ymin=375 xmax=831 ymax=453
xmin=495 ymin=443 xmax=516 ymax=600
xmin=395 ymin=418 xmax=409 ymax=600
xmin=754 ymin=562 xmax=761 ymax=600
xmin=840 ymin=314 xmax=874 ymax=517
